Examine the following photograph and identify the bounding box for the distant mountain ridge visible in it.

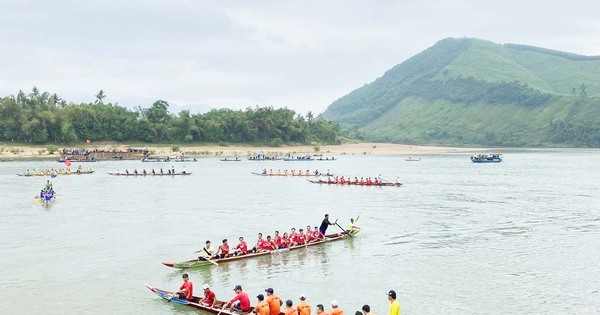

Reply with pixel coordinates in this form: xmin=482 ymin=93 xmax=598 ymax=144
xmin=321 ymin=38 xmax=600 ymax=147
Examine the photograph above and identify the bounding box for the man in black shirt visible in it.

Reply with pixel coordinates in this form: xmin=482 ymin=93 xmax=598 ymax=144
xmin=319 ymin=214 xmax=337 ymax=235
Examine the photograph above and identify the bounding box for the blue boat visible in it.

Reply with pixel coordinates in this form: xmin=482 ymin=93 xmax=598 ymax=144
xmin=471 ymin=153 xmax=502 ymax=163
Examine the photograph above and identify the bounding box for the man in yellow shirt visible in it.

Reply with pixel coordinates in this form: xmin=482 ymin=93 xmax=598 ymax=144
xmin=387 ymin=290 xmax=401 ymax=315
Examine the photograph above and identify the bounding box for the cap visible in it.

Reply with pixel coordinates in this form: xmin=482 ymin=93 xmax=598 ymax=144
xmin=233 ymin=285 xmax=242 ymax=291
xmin=265 ymin=288 xmax=274 ymax=294
xmin=331 ymin=300 xmax=339 ymax=307
xmin=257 ymin=294 xmax=265 ymax=300
xmin=299 ymin=293 xmax=306 ymax=300
xmin=387 ymin=290 xmax=396 ymax=299
xmin=203 ymin=284 xmax=210 ymax=290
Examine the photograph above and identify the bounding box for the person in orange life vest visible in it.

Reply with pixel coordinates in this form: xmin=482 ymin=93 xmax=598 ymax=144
xmin=215 ymin=239 xmax=230 ymax=259
xmin=202 ymin=283 xmax=216 ymax=307
xmin=252 ymin=233 xmax=266 ymax=252
xmin=228 ymin=285 xmax=251 ymax=312
xmin=330 ymin=300 xmax=344 ymax=315
xmin=316 ymin=304 xmax=329 ymax=315
xmin=274 ymin=231 xmax=282 ymax=248
xmin=234 ymin=236 xmax=248 ymax=256
xmin=281 ymin=232 xmax=291 ymax=249
xmin=297 ymin=294 xmax=311 ymax=315
xmin=285 ymin=300 xmax=299 ymax=315
xmin=174 ymin=273 xmax=193 ymax=300
xmin=254 ymin=294 xmax=270 ymax=315
xmin=265 ymin=288 xmax=283 ymax=315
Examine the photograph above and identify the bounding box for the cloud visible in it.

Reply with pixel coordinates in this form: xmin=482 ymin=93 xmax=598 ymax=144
xmin=1 ymin=0 xmax=598 ymax=115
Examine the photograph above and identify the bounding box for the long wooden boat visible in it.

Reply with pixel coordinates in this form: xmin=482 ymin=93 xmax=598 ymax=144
xmin=282 ymin=156 xmax=314 ymax=161
xmin=17 ymin=170 xmax=95 ymax=177
xmin=471 ymin=153 xmax=502 ymax=163
xmin=307 ymin=179 xmax=402 ymax=187
xmin=162 ymin=231 xmax=358 ymax=269
xmin=251 ymin=172 xmax=334 ymax=177
xmin=220 ymin=157 xmax=242 ymax=162
xmin=107 ymin=172 xmax=192 ymax=176
xmin=147 ymin=285 xmax=255 ymax=315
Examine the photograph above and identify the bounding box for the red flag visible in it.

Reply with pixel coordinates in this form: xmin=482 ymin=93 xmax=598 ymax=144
xmin=64 ymin=159 xmax=72 ymax=167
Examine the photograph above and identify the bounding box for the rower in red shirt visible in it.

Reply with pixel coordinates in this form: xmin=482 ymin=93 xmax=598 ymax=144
xmin=289 ymin=228 xmax=298 ymax=246
xmin=215 ymin=239 xmax=230 ymax=259
xmin=305 ymin=226 xmax=314 ymax=243
xmin=253 ymin=233 xmax=267 ymax=252
xmin=264 ymin=235 xmax=276 ymax=251
xmin=202 ymin=283 xmax=216 ymax=307
xmin=235 ymin=236 xmax=248 ymax=256
xmin=274 ymin=231 xmax=282 ymax=248
xmin=297 ymin=229 xmax=306 ymax=245
xmin=313 ymin=226 xmax=325 ymax=240
xmin=228 ymin=285 xmax=251 ymax=312
xmin=281 ymin=232 xmax=291 ymax=249
xmin=174 ymin=273 xmax=193 ymax=300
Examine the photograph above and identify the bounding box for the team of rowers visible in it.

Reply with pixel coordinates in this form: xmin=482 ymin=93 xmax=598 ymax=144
xmin=116 ymin=167 xmax=187 ymax=175
xmin=171 ymin=275 xmax=401 ymax=315
xmin=260 ymin=169 xmax=332 ymax=176
xmin=195 ymin=215 xmax=360 ymax=261
xmin=23 ymin=166 xmax=93 ymax=176
xmin=39 ymin=180 xmax=56 ymax=204
xmin=322 ymin=176 xmax=398 ymax=185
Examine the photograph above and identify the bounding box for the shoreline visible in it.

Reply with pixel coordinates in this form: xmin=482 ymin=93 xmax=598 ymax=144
xmin=0 ymin=142 xmax=483 ymax=161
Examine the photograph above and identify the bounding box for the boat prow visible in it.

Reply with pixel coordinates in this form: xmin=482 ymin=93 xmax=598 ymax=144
xmin=162 ymin=262 xmax=175 ymax=267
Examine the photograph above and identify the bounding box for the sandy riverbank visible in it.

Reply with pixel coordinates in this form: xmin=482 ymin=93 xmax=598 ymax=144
xmin=0 ymin=142 xmax=483 ymax=160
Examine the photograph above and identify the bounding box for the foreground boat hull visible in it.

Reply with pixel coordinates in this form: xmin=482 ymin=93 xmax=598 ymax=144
xmin=162 ymin=231 xmax=358 ymax=269
xmin=147 ymin=285 xmax=252 ymax=314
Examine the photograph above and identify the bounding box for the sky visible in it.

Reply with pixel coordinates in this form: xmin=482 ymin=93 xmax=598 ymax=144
xmin=1 ymin=0 xmax=599 ymax=115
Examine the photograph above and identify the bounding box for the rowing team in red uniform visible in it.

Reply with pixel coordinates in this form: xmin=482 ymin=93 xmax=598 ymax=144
xmin=196 ymin=226 xmax=326 ymax=261
xmin=326 ymin=176 xmax=385 ymax=185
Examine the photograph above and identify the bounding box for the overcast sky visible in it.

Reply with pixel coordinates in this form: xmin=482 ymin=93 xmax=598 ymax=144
xmin=1 ymin=0 xmax=599 ymax=115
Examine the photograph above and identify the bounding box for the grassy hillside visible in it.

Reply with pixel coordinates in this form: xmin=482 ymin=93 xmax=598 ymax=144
xmin=321 ymin=38 xmax=600 ymax=147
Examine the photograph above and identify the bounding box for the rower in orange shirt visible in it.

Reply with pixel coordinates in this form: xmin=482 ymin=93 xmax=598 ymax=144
xmin=297 ymin=294 xmax=311 ymax=315
xmin=330 ymin=300 xmax=344 ymax=315
xmin=265 ymin=288 xmax=283 ymax=315
xmin=316 ymin=304 xmax=328 ymax=315
xmin=285 ymin=300 xmax=299 ymax=315
xmin=254 ymin=294 xmax=270 ymax=315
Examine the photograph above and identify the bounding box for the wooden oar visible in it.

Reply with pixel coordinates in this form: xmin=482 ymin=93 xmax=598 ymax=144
xmin=216 ymin=302 xmax=229 ymax=315
xmin=194 ymin=249 xmax=219 ymax=266
xmin=335 ymin=222 xmax=353 ymax=238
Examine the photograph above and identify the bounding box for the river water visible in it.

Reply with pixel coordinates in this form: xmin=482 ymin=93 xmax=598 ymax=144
xmin=1 ymin=149 xmax=599 ymax=314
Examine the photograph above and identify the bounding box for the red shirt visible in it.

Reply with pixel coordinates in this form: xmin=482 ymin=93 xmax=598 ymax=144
xmin=236 ymin=241 xmax=248 ymax=254
xmin=230 ymin=291 xmax=251 ymax=311
xmin=179 ymin=280 xmax=193 ymax=300
xmin=275 ymin=235 xmax=282 ymax=247
xmin=256 ymin=238 xmax=267 ymax=251
xmin=281 ymin=236 xmax=290 ymax=248
xmin=296 ymin=233 xmax=306 ymax=244
xmin=218 ymin=244 xmax=229 ymax=255
xmin=305 ymin=230 xmax=313 ymax=242
xmin=203 ymin=289 xmax=216 ymax=306
xmin=315 ymin=231 xmax=324 ymax=239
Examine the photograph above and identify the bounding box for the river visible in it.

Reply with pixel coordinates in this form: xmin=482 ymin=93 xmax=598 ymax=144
xmin=1 ymin=149 xmax=599 ymax=314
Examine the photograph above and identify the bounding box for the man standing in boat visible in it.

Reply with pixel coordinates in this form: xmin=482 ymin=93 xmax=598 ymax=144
xmin=174 ymin=273 xmax=193 ymax=300
xmin=319 ymin=214 xmax=337 ymax=235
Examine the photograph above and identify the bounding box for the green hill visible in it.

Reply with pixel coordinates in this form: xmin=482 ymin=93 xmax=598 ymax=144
xmin=321 ymin=38 xmax=600 ymax=147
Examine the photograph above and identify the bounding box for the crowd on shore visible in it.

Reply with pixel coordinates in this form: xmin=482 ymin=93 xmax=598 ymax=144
xmin=173 ymin=275 xmax=401 ymax=315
